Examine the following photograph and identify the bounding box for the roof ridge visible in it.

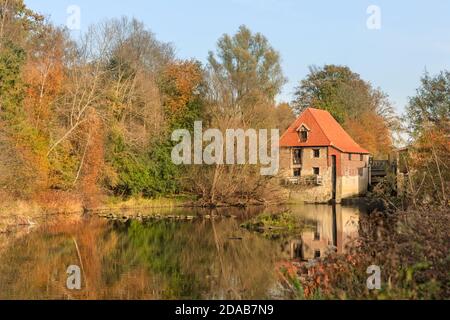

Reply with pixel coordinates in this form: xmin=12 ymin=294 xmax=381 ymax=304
xmin=307 ymin=108 xmax=332 ymax=146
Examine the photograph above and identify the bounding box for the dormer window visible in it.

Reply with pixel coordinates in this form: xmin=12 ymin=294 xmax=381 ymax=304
xmin=300 ymin=130 xmax=308 ymax=142
xmin=297 ymin=124 xmax=310 ymax=142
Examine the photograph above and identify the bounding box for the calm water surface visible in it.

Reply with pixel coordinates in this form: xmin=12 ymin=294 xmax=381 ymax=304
xmin=0 ymin=204 xmax=367 ymax=300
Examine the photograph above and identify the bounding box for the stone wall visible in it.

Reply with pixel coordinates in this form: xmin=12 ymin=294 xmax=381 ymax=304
xmin=288 ymin=182 xmax=333 ymax=203
xmin=341 ymin=171 xmax=369 ymax=198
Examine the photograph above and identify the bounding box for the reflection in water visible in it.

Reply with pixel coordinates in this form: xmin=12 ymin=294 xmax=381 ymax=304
xmin=285 ymin=204 xmax=363 ymax=261
xmin=0 ymin=204 xmax=366 ymax=300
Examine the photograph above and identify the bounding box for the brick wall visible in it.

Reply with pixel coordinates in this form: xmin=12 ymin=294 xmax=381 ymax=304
xmin=279 ymin=147 xmax=292 ymax=178
xmin=280 ymin=147 xmax=370 ymax=202
xmin=279 ymin=147 xmax=330 ymax=177
xmin=301 ymin=147 xmax=329 ymax=176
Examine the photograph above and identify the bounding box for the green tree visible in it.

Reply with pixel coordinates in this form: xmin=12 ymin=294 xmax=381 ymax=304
xmin=293 ymin=65 xmax=378 ymax=122
xmin=406 ymin=70 xmax=450 ymax=136
xmin=183 ymin=26 xmax=287 ymax=205
xmin=0 ymin=1 xmax=48 ymax=196
xmin=208 ymin=25 xmax=286 ymax=106
xmin=0 ymin=41 xmax=25 ymax=121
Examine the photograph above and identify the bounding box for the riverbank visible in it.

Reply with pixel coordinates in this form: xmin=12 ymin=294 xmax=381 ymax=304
xmin=0 ymin=195 xmax=194 ymax=233
xmin=0 ymin=190 xmax=283 ymax=232
xmin=0 ymin=192 xmax=376 ymax=233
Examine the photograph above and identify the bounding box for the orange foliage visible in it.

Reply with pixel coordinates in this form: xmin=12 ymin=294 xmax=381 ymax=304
xmin=411 ymin=125 xmax=450 ymax=166
xmin=23 ymin=26 xmax=65 ymax=131
xmin=345 ymin=111 xmax=392 ymax=158
xmin=159 ymin=60 xmax=203 ymax=117
xmin=16 ymin=26 xmax=66 ymax=193
xmin=407 ymin=125 xmax=449 ymax=203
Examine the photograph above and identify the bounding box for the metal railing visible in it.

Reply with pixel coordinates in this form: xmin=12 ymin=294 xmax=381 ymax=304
xmin=285 ymin=175 xmax=323 ymax=186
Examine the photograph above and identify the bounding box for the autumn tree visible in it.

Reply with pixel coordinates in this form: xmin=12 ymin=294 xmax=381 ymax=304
xmin=93 ymin=18 xmax=183 ymax=197
xmin=23 ymin=23 xmax=66 ymax=133
xmin=275 ymin=102 xmax=295 ymax=132
xmin=158 ymin=60 xmax=205 ymax=130
xmin=0 ymin=0 xmax=42 ymax=48
xmin=47 ymin=22 xmax=111 ymax=190
xmin=0 ymin=0 xmax=48 ymax=196
xmin=345 ymin=112 xmax=392 ymax=157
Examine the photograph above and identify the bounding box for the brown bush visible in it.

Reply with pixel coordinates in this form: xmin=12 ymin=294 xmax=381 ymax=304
xmin=292 ymin=205 xmax=450 ymax=300
xmin=33 ymin=190 xmax=83 ymax=214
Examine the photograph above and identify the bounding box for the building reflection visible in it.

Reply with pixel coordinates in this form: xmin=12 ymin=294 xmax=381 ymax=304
xmin=287 ymin=204 xmax=362 ymax=261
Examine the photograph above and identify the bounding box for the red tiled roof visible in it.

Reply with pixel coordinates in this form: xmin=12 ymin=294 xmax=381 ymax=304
xmin=280 ymin=108 xmax=370 ymax=154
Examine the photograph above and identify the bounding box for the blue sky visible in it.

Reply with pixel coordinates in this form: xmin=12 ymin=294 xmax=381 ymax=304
xmin=25 ymin=0 xmax=450 ymax=114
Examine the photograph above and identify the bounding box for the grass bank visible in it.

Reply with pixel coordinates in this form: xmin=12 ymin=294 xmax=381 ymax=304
xmin=0 ymin=193 xmax=195 ymax=233
xmin=98 ymin=195 xmax=195 ymax=211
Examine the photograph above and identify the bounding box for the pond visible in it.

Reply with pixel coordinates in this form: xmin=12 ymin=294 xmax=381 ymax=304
xmin=0 ymin=204 xmax=368 ymax=300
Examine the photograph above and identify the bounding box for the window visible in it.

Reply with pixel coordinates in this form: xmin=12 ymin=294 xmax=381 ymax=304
xmin=300 ymin=130 xmax=308 ymax=142
xmin=298 ymin=124 xmax=310 ymax=142
xmin=348 ymin=154 xmax=352 ymax=161
xmin=313 ymin=149 xmax=320 ymax=158
xmin=313 ymin=167 xmax=320 ymax=175
xmin=314 ymin=231 xmax=320 ymax=241
xmin=360 ymin=154 xmax=364 ymax=162
xmin=314 ymin=250 xmax=321 ymax=258
xmin=293 ymin=149 xmax=302 ymax=165
xmin=293 ymin=169 xmax=301 ymax=177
